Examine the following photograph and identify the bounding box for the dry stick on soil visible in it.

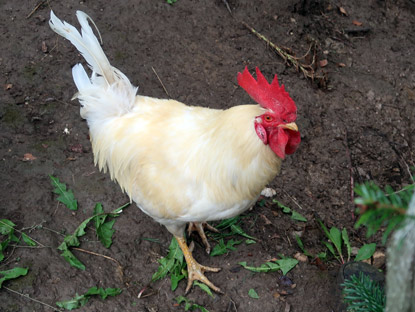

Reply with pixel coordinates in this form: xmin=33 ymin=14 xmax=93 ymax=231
xmin=72 ymin=247 xmax=124 ymax=280
xmin=240 ymin=21 xmax=327 ymax=85
xmin=151 ymin=66 xmax=170 ymax=98
xmin=27 ymin=0 xmax=52 ymax=19
xmin=4 ymin=286 xmax=61 ymax=311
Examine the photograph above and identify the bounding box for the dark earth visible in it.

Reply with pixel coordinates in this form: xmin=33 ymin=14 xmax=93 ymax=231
xmin=1 ymin=0 xmax=414 ymax=311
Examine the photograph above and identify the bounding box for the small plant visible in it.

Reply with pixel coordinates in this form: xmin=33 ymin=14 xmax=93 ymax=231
xmin=0 ymin=219 xmax=37 ymax=261
xmin=342 ymin=272 xmax=385 ymax=312
xmin=50 ymin=175 xmax=78 ymax=211
xmin=175 ymin=295 xmax=209 ymax=312
xmin=317 ymin=221 xmax=375 ymax=264
xmin=354 ymin=182 xmax=415 ymax=244
xmin=56 ymin=286 xmax=122 ymax=310
xmin=210 ymin=238 xmax=242 ymax=257
xmin=239 ymin=256 xmax=298 ymax=275
xmin=50 ymin=175 xmax=129 ymax=269
xmin=210 ymin=216 xmax=256 ymax=240
xmin=152 ymin=237 xmax=186 ymax=291
xmin=57 ymin=203 xmax=127 ymax=270
xmin=273 ymin=200 xmax=307 ymax=222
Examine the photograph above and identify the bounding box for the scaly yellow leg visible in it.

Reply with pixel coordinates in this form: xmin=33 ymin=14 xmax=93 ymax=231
xmin=174 ymin=235 xmax=222 ymax=294
xmin=187 ymin=222 xmax=219 ymax=254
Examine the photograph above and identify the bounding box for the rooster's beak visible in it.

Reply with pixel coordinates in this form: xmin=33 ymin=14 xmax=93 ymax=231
xmin=280 ymin=122 xmax=298 ymax=132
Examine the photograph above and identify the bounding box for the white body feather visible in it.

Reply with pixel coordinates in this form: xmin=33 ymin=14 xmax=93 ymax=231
xmin=49 ymin=11 xmax=282 ymax=237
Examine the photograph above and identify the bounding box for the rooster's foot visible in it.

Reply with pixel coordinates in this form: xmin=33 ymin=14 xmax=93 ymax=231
xmin=188 ymin=222 xmax=219 ymax=254
xmin=175 ymin=235 xmax=223 ymax=294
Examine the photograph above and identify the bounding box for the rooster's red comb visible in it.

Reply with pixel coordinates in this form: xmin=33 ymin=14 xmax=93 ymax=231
xmin=237 ymin=67 xmax=296 ymax=114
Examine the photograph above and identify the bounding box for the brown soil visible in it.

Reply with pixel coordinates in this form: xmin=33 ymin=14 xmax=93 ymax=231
xmin=1 ymin=0 xmax=414 ymax=311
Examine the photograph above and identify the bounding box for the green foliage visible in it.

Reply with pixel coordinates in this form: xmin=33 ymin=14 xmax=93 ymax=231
xmin=239 ymin=257 xmax=298 ymax=275
xmin=152 ymin=237 xmax=186 ymax=291
xmin=342 ymin=272 xmax=385 ymax=312
xmin=0 ymin=267 xmax=28 ymax=287
xmin=318 ymin=220 xmax=345 ymax=263
xmin=248 ymin=288 xmax=259 ymax=299
xmin=175 ymin=296 xmax=209 ymax=312
xmin=57 ymin=203 xmax=128 ymax=270
xmin=166 ymin=0 xmax=178 ymax=4
xmin=273 ymin=200 xmax=307 ymax=222
xmin=0 ymin=219 xmax=38 ymax=262
xmin=56 ymin=286 xmax=122 ymax=310
xmin=50 ymin=175 xmax=78 ymax=211
xmin=210 ymin=238 xmax=242 ymax=257
xmin=211 ymin=216 xmax=256 ymax=240
xmin=354 ymin=182 xmax=414 ymax=244
xmin=193 ymin=281 xmax=214 ymax=297
xmin=318 ymin=221 xmax=376 ymax=264
xmin=355 ymin=243 xmax=376 ymax=262
xmin=0 ymin=219 xmax=19 ymax=262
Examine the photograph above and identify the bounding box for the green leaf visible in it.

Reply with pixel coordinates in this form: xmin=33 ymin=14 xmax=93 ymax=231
xmin=0 ymin=219 xmax=16 ymax=235
xmin=239 ymin=258 xmax=298 ymax=275
xmin=355 ymin=243 xmax=376 ymax=261
xmin=291 ymin=210 xmax=307 ymax=222
xmin=329 ymin=227 xmax=342 ymax=253
xmin=322 ymin=241 xmax=338 ymax=260
xmin=273 ymin=200 xmax=306 ymax=222
xmin=56 ymin=293 xmax=88 ymax=310
xmin=245 ymin=239 xmax=256 ymax=245
xmin=276 ymin=258 xmax=299 ymax=275
xmin=175 ymin=296 xmax=209 ymax=312
xmin=21 ymin=233 xmax=36 ymax=246
xmin=248 ymin=288 xmax=259 ymax=299
xmin=152 ymin=237 xmax=186 ymax=291
xmin=210 ymin=239 xmax=242 ymax=257
xmin=96 ymin=219 xmax=115 ymax=248
xmin=0 ymin=267 xmax=29 ymax=288
xmin=50 ymin=175 xmax=78 ymax=211
xmin=60 ymin=249 xmax=85 ymax=270
xmin=239 ymin=261 xmax=271 ymax=273
xmin=194 ymin=281 xmax=214 ymax=297
xmin=56 ymin=287 xmax=122 ymax=310
xmin=342 ymin=228 xmax=351 ymax=262
xmin=230 ymin=224 xmax=255 ymax=240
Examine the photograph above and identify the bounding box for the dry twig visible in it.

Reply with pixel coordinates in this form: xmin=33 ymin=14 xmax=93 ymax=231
xmin=4 ymin=286 xmax=61 ymax=311
xmin=240 ymin=21 xmax=327 ymax=87
xmin=151 ymin=66 xmax=170 ymax=98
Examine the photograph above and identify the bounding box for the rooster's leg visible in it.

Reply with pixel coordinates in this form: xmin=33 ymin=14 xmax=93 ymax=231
xmin=187 ymin=222 xmax=219 ymax=254
xmin=174 ymin=235 xmax=222 ymax=294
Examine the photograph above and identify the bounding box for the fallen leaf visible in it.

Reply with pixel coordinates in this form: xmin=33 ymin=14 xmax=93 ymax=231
xmin=22 ymin=153 xmax=36 ymax=161
xmin=339 ymin=6 xmax=348 ymax=16
xmin=319 ymin=59 xmax=328 ymax=68
xmin=4 ymin=84 xmax=12 ymax=90
xmin=294 ymin=252 xmax=308 ymax=262
xmin=372 ymin=251 xmax=386 ymax=268
xmin=273 ymin=292 xmax=281 ymax=299
xmin=260 ymin=214 xmax=272 ymax=225
xmin=352 ymin=20 xmax=363 ymax=26
xmin=337 ymin=63 xmax=346 ymax=67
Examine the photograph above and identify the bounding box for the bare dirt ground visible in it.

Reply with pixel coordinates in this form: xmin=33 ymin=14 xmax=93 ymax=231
xmin=1 ymin=0 xmax=414 ymax=311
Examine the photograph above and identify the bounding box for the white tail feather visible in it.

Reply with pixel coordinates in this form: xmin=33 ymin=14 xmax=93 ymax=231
xmin=49 ymin=10 xmax=138 ymax=119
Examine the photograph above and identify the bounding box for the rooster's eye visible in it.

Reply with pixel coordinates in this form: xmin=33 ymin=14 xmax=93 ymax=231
xmin=264 ymin=116 xmax=273 ymax=122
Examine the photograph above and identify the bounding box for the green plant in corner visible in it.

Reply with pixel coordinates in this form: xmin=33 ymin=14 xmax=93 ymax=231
xmin=342 ymin=272 xmax=385 ymax=312
xmin=354 ymin=182 xmax=414 ymax=244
